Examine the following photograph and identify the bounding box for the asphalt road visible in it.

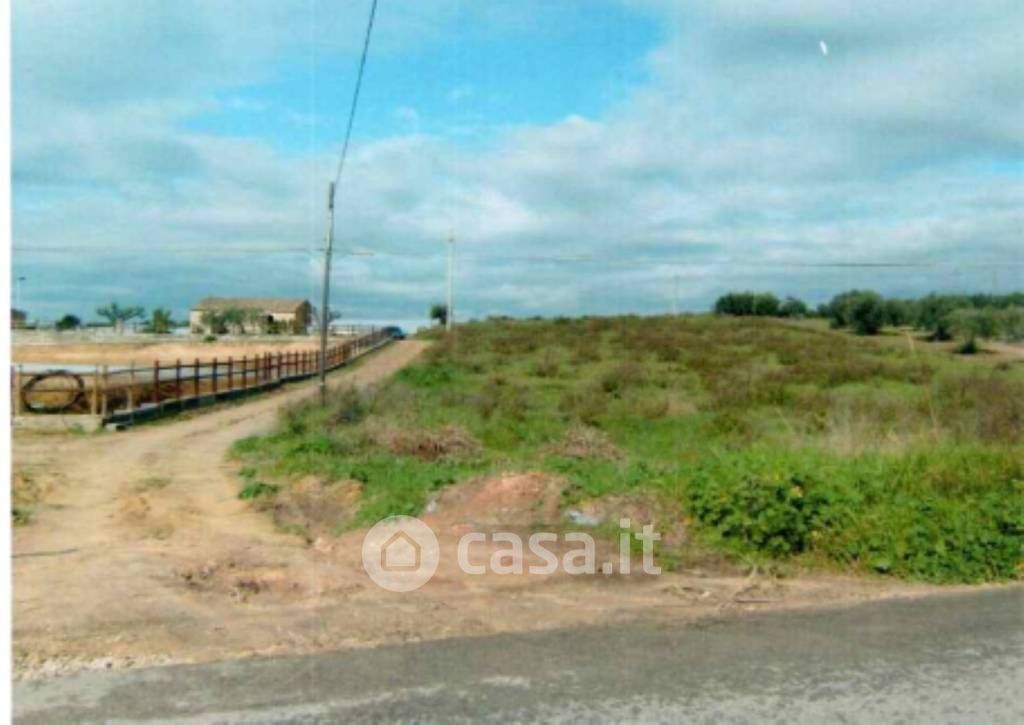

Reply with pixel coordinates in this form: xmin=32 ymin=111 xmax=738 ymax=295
xmin=14 ymin=588 xmax=1023 ymax=723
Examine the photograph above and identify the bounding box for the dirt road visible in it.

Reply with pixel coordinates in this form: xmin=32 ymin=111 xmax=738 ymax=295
xmin=12 ymin=340 xmax=968 ymax=679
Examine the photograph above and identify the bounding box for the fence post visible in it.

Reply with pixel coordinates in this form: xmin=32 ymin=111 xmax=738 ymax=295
xmin=212 ymin=357 xmax=219 ymax=395
xmin=13 ymin=365 xmax=23 ymax=417
xmin=175 ymin=359 xmax=182 ymax=404
xmin=100 ymin=365 xmax=109 ymax=417
xmin=127 ymin=363 xmax=136 ymax=417
xmin=276 ymin=352 xmax=281 ymax=381
xmin=194 ymin=357 xmax=200 ymax=398
xmin=90 ymin=365 xmax=99 ymax=415
xmin=242 ymin=355 xmax=248 ymax=390
xmin=228 ymin=357 xmax=234 ymax=391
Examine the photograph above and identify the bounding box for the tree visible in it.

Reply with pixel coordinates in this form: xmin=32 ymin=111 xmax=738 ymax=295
xmin=778 ymin=297 xmax=808 ymax=318
xmin=200 ymin=310 xmax=227 ymax=335
xmin=96 ymin=302 xmax=145 ymax=334
xmin=949 ymin=308 xmax=998 ymax=348
xmin=826 ymin=290 xmax=884 ymax=335
xmin=429 ymin=303 xmax=449 ymax=326
xmin=883 ymin=298 xmax=914 ymax=327
xmin=915 ymin=294 xmax=969 ymax=341
xmin=714 ymin=292 xmax=754 ymax=316
xmin=752 ymin=293 xmax=780 ymax=317
xmin=55 ymin=314 xmax=81 ymax=331
xmin=848 ymin=292 xmax=885 ymax=335
xmin=995 ymin=307 xmax=1024 ymax=342
xmin=144 ymin=308 xmax=174 ymax=334
xmin=244 ymin=308 xmax=267 ymax=334
xmin=220 ymin=307 xmax=248 ymax=335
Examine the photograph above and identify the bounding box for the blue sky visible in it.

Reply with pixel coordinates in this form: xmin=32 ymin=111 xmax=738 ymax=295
xmin=11 ymin=0 xmax=1024 ymax=323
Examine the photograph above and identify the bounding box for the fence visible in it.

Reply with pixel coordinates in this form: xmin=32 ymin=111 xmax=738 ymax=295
xmin=12 ymin=328 xmax=392 ymax=424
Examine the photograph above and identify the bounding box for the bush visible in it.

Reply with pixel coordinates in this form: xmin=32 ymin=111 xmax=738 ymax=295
xmin=239 ymin=481 xmax=279 ymax=500
xmin=55 ymin=314 xmax=81 ymax=331
xmin=685 ymin=448 xmax=1024 ymax=582
xmin=398 ymin=363 xmax=454 ymax=388
xmin=779 ymin=297 xmax=808 ymax=318
xmin=826 ymin=290 xmax=885 ymax=335
xmin=995 ymin=307 xmax=1024 ymax=341
xmin=949 ymin=308 xmax=998 ymax=346
xmin=714 ymin=292 xmax=783 ymax=317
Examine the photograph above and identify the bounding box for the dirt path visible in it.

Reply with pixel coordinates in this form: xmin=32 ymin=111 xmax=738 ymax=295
xmin=12 ymin=340 xmax=973 ymax=679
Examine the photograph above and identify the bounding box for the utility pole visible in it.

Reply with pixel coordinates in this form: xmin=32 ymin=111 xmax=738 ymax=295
xmin=446 ymin=233 xmax=454 ymax=333
xmin=318 ymin=181 xmax=336 ymax=405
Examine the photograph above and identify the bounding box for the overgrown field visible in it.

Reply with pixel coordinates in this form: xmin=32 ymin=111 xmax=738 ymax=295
xmin=233 ymin=315 xmax=1024 ymax=583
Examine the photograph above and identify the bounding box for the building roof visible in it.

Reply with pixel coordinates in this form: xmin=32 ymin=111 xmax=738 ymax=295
xmin=192 ymin=297 xmax=310 ymax=313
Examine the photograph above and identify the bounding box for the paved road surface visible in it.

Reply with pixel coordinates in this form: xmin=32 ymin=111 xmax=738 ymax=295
xmin=14 ymin=588 xmax=1022 ymax=723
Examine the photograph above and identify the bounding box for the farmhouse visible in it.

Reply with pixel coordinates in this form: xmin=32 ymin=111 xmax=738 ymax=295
xmin=189 ymin=297 xmax=313 ymax=335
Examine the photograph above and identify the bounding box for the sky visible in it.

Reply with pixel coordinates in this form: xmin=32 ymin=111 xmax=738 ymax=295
xmin=11 ymin=0 xmax=1024 ymax=323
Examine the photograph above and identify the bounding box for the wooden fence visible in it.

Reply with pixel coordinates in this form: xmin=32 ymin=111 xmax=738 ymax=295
xmin=12 ymin=328 xmax=392 ymax=422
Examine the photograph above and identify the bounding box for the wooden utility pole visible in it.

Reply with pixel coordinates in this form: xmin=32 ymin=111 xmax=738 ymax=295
xmin=319 ymin=181 xmax=336 ymax=404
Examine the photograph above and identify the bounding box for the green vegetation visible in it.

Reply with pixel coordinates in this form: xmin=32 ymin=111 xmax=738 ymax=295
xmin=429 ymin=303 xmax=449 ymax=327
xmin=144 ymin=307 xmax=175 ymax=334
xmin=819 ymin=290 xmax=1024 ymax=344
xmin=199 ymin=307 xmax=291 ymax=335
xmin=238 ymin=480 xmax=280 ymax=500
xmin=714 ymin=292 xmax=806 ymax=318
xmin=95 ymin=301 xmax=145 ymax=333
xmin=55 ymin=313 xmax=81 ymax=331
xmin=234 ymin=315 xmax=1024 ymax=583
xmin=717 ymin=289 xmax=1024 ymax=347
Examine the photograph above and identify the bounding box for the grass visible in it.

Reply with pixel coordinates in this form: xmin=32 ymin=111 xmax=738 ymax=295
xmin=233 ymin=314 xmax=1024 ymax=583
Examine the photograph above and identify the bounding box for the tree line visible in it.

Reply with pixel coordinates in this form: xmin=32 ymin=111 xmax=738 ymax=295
xmin=713 ymin=289 xmax=1024 ymax=348
xmin=50 ymin=303 xmax=173 ymax=334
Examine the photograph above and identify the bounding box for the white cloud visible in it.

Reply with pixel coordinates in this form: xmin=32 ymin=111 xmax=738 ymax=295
xmin=12 ymin=1 xmax=1024 ymax=321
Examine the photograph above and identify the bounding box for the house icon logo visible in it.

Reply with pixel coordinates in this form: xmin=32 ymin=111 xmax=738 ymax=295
xmin=381 ymin=530 xmax=421 ymax=572
xmin=362 ymin=516 xmax=439 ymax=592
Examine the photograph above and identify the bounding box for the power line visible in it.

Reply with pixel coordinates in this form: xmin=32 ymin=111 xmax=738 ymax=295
xmin=319 ymin=0 xmax=379 ymax=404
xmin=13 ymin=246 xmax=315 ymax=255
xmin=331 ymin=0 xmax=379 ymax=190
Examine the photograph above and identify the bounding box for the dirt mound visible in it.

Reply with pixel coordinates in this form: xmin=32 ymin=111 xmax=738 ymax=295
xmin=427 ymin=472 xmax=564 ymax=529
xmin=369 ymin=423 xmax=480 ymax=461
xmin=265 ymin=477 xmax=362 ymax=540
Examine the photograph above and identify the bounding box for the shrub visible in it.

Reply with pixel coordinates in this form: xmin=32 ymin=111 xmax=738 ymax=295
xmin=559 ymin=386 xmax=609 ymax=425
xmin=327 ymin=386 xmax=370 ymax=426
xmin=55 ymin=314 xmax=81 ymax=331
xmin=398 ymin=363 xmax=454 ymax=388
xmin=685 ymin=448 xmax=1024 ymax=582
xmin=995 ymin=307 xmax=1024 ymax=341
xmin=531 ymin=351 xmax=561 ymax=378
xmin=949 ymin=307 xmax=998 ymax=346
xmin=826 ymin=290 xmax=885 ymax=335
xmin=714 ymin=292 xmax=782 ymax=317
xmin=239 ymin=481 xmax=279 ymax=500
xmin=778 ymin=297 xmax=808 ymax=318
